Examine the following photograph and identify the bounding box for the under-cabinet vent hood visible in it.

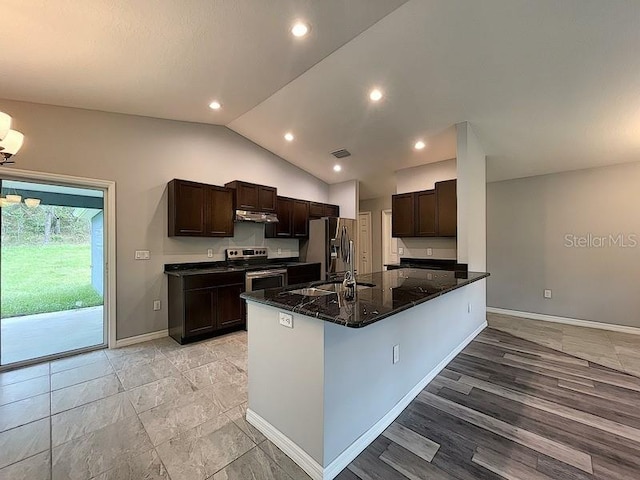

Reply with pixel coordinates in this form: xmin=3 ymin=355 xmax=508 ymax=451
xmin=235 ymin=210 xmax=279 ymax=223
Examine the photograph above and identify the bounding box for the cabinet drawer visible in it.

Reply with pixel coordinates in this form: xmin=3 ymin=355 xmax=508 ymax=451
xmin=184 ymin=272 xmax=245 ymax=290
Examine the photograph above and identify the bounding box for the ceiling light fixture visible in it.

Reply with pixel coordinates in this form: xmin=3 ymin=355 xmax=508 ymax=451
xmin=284 ymin=132 xmax=294 ymax=142
xmin=0 ymin=112 xmax=11 ymax=140
xmin=0 ymin=128 xmax=25 ymax=166
xmin=414 ymin=140 xmax=426 ymax=150
xmin=291 ymin=21 xmax=310 ymax=38
xmin=208 ymin=101 xmax=222 ymax=110
xmin=333 ymin=164 xmax=342 ymax=172
xmin=369 ymin=88 xmax=383 ymax=102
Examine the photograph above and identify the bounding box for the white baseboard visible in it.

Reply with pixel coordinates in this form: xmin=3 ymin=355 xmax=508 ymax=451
xmin=246 ymin=409 xmax=324 ymax=480
xmin=247 ymin=321 xmax=487 ymax=480
xmin=114 ymin=329 xmax=168 ymax=348
xmin=487 ymin=307 xmax=640 ymax=336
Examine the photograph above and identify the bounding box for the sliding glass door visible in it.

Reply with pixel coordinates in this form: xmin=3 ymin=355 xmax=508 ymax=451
xmin=0 ymin=178 xmax=107 ymax=367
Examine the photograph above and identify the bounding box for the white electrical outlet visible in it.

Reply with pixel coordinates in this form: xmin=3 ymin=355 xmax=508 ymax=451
xmin=393 ymin=345 xmax=400 ymax=364
xmin=207 ymin=249 xmax=213 ymax=258
xmin=398 ymin=247 xmax=404 ymax=255
xmin=153 ymin=300 xmax=161 ymax=311
xmin=427 ymin=248 xmax=433 ymax=256
xmin=134 ymin=250 xmax=150 ymax=260
xmin=544 ymin=289 xmax=552 ymax=299
xmin=277 ymin=248 xmax=282 ymax=255
xmin=279 ymin=312 xmax=293 ymax=328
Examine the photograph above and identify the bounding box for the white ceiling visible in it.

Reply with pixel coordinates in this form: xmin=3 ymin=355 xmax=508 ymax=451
xmin=3 ymin=0 xmax=640 ymax=198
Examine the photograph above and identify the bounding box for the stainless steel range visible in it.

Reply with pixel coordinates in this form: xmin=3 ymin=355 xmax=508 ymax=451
xmin=226 ymin=248 xmax=288 ymax=292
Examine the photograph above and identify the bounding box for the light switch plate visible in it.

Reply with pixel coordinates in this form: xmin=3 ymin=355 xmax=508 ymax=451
xmin=393 ymin=345 xmax=400 ymax=364
xmin=427 ymin=248 xmax=433 ymax=256
xmin=153 ymin=300 xmax=161 ymax=311
xmin=544 ymin=289 xmax=552 ymax=299
xmin=134 ymin=250 xmax=150 ymax=260
xmin=279 ymin=312 xmax=293 ymax=328
xmin=398 ymin=247 xmax=404 ymax=255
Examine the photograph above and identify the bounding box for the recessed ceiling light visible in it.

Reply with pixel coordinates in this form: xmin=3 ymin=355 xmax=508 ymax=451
xmin=333 ymin=164 xmax=342 ymax=172
xmin=284 ymin=132 xmax=294 ymax=142
xmin=414 ymin=140 xmax=426 ymax=150
xmin=369 ymin=88 xmax=383 ymax=102
xmin=291 ymin=21 xmax=310 ymax=38
xmin=209 ymin=101 xmax=222 ymax=110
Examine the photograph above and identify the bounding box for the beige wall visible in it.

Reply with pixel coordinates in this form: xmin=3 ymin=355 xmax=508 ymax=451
xmin=358 ymin=196 xmax=391 ymax=272
xmin=487 ymin=161 xmax=640 ymax=327
xmin=1 ymin=99 xmax=329 ymax=339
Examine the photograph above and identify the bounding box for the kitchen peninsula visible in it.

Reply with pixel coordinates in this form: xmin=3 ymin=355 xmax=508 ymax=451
xmin=241 ymin=267 xmax=489 ymax=480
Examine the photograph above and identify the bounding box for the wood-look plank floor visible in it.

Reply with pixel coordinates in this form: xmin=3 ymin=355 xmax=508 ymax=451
xmin=337 ymin=327 xmax=640 ymax=480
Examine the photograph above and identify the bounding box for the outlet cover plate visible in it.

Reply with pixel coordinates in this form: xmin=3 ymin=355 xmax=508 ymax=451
xmin=279 ymin=312 xmax=293 ymax=328
xmin=135 ymin=250 xmax=150 ymax=260
xmin=544 ymin=289 xmax=552 ymax=299
xmin=393 ymin=344 xmax=400 ymax=364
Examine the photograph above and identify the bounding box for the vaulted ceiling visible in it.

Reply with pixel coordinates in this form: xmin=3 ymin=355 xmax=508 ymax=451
xmin=3 ymin=0 xmax=640 ymax=198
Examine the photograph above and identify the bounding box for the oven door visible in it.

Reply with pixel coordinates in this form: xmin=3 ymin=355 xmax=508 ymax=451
xmin=246 ymin=270 xmax=288 ymax=292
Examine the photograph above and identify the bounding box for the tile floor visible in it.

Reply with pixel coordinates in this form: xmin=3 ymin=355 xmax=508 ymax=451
xmin=0 ymin=330 xmax=311 ymax=480
xmin=487 ymin=312 xmax=640 ymax=377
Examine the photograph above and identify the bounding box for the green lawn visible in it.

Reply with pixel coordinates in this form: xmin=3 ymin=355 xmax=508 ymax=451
xmin=1 ymin=244 xmax=103 ymax=318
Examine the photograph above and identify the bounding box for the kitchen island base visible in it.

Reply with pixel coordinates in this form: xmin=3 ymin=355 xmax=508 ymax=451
xmin=245 ymin=279 xmax=486 ymax=480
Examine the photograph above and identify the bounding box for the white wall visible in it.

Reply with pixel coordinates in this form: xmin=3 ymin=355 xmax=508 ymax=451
xmin=1 ymin=99 xmax=329 ymax=339
xmin=487 ymin=161 xmax=640 ymax=327
xmin=456 ymin=122 xmax=486 ymax=271
xmin=329 ymin=180 xmax=359 ymax=219
xmin=394 ymin=159 xmax=457 ymax=260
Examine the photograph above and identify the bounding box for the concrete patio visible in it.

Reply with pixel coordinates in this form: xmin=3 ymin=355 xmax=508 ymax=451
xmin=1 ymin=306 xmax=104 ymax=365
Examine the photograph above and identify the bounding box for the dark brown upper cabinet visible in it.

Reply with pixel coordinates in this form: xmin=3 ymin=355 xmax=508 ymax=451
xmin=266 ymin=197 xmax=309 ymax=238
xmin=391 ymin=180 xmax=457 ymax=238
xmin=415 ymin=190 xmax=437 ymax=236
xmin=309 ymin=202 xmax=340 ymax=219
xmin=224 ymin=180 xmax=277 ymax=212
xmin=292 ymin=200 xmax=310 ymax=237
xmin=265 ymin=196 xmax=294 ymax=238
xmin=168 ymin=179 xmax=234 ymax=237
xmin=391 ymin=193 xmax=415 ymax=237
xmin=436 ymin=179 xmax=457 ymax=237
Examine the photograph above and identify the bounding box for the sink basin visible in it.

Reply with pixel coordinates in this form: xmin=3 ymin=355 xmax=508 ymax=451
xmin=316 ymin=281 xmax=376 ymax=289
xmin=289 ymin=287 xmax=335 ymax=297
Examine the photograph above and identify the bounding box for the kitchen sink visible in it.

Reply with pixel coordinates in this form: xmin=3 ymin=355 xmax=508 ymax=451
xmin=289 ymin=282 xmax=376 ymax=297
xmin=289 ymin=287 xmax=335 ymax=297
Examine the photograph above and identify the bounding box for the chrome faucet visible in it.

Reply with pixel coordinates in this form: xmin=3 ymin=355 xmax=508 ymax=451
xmin=343 ymin=240 xmax=356 ymax=300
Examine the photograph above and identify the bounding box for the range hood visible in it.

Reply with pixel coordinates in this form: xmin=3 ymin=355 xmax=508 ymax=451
xmin=235 ymin=210 xmax=279 ymax=223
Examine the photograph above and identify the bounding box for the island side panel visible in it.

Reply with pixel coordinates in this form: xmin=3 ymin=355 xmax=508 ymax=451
xmin=246 ymin=301 xmax=325 ymax=465
xmin=322 ymin=280 xmax=487 ymax=467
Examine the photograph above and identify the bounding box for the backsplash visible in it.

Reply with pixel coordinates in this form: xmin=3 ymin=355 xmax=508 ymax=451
xmin=398 ymin=237 xmax=457 ymax=260
xmin=163 ymin=222 xmax=299 ymax=264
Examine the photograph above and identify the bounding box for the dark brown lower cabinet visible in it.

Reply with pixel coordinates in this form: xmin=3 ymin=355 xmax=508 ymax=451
xmin=287 ymin=263 xmax=321 ymax=286
xmin=168 ymin=272 xmax=245 ymax=344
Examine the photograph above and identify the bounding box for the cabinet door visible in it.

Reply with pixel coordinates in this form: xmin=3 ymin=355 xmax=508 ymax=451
xmin=206 ymin=186 xmax=234 ymax=237
xmin=309 ymin=202 xmax=325 ymax=219
xmin=236 ymin=183 xmax=259 ymax=210
xmin=292 ymin=200 xmax=310 ymax=237
xmin=287 ymin=263 xmax=321 ymax=285
xmin=392 ymin=193 xmax=415 ymax=237
xmin=184 ymin=289 xmax=216 ymax=336
xmin=436 ymin=180 xmax=457 ymax=236
xmin=169 ymin=180 xmax=206 ymax=236
xmin=274 ymin=197 xmax=293 ymax=237
xmin=415 ymin=190 xmax=437 ymax=236
xmin=216 ymin=284 xmax=245 ymax=328
xmin=324 ymin=204 xmax=340 ymax=217
xmin=258 ymin=186 xmax=277 ymax=212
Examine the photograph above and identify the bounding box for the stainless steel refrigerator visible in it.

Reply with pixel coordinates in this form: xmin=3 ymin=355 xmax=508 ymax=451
xmin=300 ymin=217 xmax=357 ymax=280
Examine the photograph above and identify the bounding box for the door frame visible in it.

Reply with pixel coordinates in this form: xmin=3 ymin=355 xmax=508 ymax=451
xmin=382 ymin=209 xmax=398 ymax=269
xmin=0 ymin=167 xmax=117 ymax=352
xmin=357 ymin=211 xmax=372 ymax=275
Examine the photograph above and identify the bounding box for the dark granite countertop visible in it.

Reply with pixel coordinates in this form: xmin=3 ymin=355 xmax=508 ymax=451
xmin=164 ymin=258 xmax=318 ymax=277
xmin=241 ymin=268 xmax=489 ymax=328
xmin=384 ymin=258 xmax=467 ymax=272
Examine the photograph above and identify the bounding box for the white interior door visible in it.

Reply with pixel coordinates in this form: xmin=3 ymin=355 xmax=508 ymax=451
xmin=382 ymin=209 xmax=398 ymax=269
xmin=358 ymin=212 xmax=372 ymax=275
